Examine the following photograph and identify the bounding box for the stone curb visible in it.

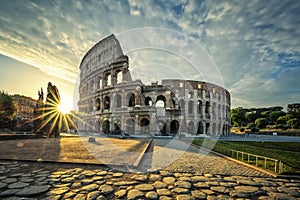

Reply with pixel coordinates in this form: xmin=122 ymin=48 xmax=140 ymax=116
xmin=133 ymin=139 xmax=153 ymax=168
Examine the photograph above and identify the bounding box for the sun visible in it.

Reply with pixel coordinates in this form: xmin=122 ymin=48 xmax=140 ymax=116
xmin=57 ymin=97 xmax=73 ymax=114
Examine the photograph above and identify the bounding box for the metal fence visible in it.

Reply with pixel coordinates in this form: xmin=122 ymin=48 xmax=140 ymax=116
xmin=214 ymin=147 xmax=284 ymax=174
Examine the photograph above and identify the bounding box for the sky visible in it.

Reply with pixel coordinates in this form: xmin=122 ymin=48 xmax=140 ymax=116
xmin=0 ymin=0 xmax=299 ymax=111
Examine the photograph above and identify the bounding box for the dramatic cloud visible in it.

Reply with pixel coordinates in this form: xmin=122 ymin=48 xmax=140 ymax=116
xmin=0 ymin=0 xmax=299 ymax=108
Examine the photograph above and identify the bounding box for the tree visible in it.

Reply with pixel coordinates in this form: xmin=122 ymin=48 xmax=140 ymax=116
xmin=269 ymin=111 xmax=286 ymax=124
xmin=287 ymin=103 xmax=300 ymax=120
xmin=287 ymin=118 xmax=300 ymax=129
xmin=255 ymin=118 xmax=268 ymax=129
xmin=276 ymin=114 xmax=293 ymax=125
xmin=230 ymin=107 xmax=246 ymax=127
xmin=0 ymin=90 xmax=16 ymax=121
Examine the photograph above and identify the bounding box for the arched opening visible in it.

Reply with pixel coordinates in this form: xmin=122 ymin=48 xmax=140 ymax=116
xmin=90 ymin=79 xmax=95 ymax=92
xmin=113 ymin=119 xmax=121 ymax=134
xmin=107 ymin=74 xmax=112 ymax=86
xmin=197 ymin=122 xmax=203 ymax=134
xmin=205 ymin=101 xmax=210 ymax=118
xmin=212 ymin=102 xmax=216 ymax=119
xmin=89 ymin=100 xmax=93 ymax=113
xmin=212 ymin=123 xmax=216 ymax=135
xmin=140 ymin=118 xmax=150 ymax=134
xmin=156 ymin=120 xmax=166 ymax=135
xmin=170 ymin=120 xmax=179 ymax=135
xmin=188 ymin=100 xmax=194 ymax=115
xmin=197 ymin=100 xmax=202 ymax=116
xmin=188 ymin=91 xmax=194 ymax=98
xmin=95 ymin=98 xmax=100 ymax=111
xmin=116 ymin=71 xmax=122 ymax=84
xmin=156 ymin=95 xmax=166 ymax=108
xmin=127 ymin=93 xmax=135 ymax=107
xmin=102 ymin=120 xmax=110 ymax=134
xmin=205 ymin=123 xmax=210 ymax=135
xmin=98 ymin=77 xmax=102 ymax=89
xmin=104 ymin=96 xmax=110 ymax=109
xmin=126 ymin=119 xmax=135 ymax=134
xmin=145 ymin=96 xmax=153 ymax=106
xmin=188 ymin=121 xmax=194 ymax=135
xmin=179 ymin=99 xmax=185 ymax=111
xmin=115 ymin=94 xmax=122 ymax=108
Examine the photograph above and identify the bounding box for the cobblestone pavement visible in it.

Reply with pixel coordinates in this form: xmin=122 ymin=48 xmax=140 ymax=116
xmin=0 ymin=161 xmax=300 ymax=200
xmin=139 ymin=139 xmax=267 ymax=176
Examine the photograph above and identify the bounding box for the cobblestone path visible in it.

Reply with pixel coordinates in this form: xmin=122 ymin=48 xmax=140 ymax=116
xmin=139 ymin=139 xmax=267 ymax=176
xmin=1 ymin=160 xmax=299 ymax=199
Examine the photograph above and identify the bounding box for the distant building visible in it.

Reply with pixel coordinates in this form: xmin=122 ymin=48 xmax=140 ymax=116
xmin=78 ymin=34 xmax=231 ymax=135
xmin=12 ymin=94 xmax=37 ymax=120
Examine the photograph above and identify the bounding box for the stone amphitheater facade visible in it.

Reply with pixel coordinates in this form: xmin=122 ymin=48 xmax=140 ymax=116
xmin=78 ymin=34 xmax=231 ymax=136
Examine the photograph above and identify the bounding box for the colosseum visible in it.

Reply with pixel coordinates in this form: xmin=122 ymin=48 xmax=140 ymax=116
xmin=77 ymin=34 xmax=231 ymax=136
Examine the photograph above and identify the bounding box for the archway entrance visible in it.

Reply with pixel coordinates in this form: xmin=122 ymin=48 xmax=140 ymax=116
xmin=113 ymin=119 xmax=121 ymax=134
xmin=188 ymin=121 xmax=194 ymax=135
xmin=126 ymin=119 xmax=135 ymax=134
xmin=157 ymin=120 xmax=166 ymax=135
xmin=197 ymin=122 xmax=203 ymax=134
xmin=170 ymin=120 xmax=179 ymax=135
xmin=140 ymin=118 xmax=150 ymax=134
xmin=102 ymin=120 xmax=110 ymax=134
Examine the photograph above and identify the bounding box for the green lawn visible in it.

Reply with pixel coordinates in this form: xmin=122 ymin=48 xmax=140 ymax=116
xmin=192 ymin=140 xmax=300 ymax=174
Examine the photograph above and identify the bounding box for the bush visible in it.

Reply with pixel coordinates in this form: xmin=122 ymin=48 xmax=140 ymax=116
xmin=287 ymin=118 xmax=300 ymax=129
xmin=255 ymin=118 xmax=268 ymax=129
xmin=247 ymin=122 xmax=256 ymax=129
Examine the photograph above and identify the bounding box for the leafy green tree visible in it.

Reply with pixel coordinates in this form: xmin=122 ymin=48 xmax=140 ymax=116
xmin=269 ymin=111 xmax=286 ymax=124
xmin=287 ymin=103 xmax=300 ymax=120
xmin=276 ymin=114 xmax=293 ymax=125
xmin=287 ymin=118 xmax=300 ymax=129
xmin=230 ymin=107 xmax=246 ymax=127
xmin=0 ymin=91 xmax=16 ymax=121
xmin=247 ymin=122 xmax=256 ymax=129
xmin=245 ymin=112 xmax=258 ymax=123
xmin=255 ymin=118 xmax=268 ymax=129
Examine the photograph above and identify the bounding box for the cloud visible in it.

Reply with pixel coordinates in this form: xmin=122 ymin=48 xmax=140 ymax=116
xmin=0 ymin=0 xmax=299 ymax=108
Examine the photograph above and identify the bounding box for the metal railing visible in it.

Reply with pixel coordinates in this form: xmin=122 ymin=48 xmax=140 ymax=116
xmin=214 ymin=147 xmax=284 ymax=174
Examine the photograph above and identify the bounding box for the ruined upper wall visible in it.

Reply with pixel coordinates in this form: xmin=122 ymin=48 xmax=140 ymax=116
xmin=79 ymin=34 xmax=124 ymax=71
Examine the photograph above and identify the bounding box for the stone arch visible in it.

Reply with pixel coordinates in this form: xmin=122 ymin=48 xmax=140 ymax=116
xmin=116 ymin=70 xmax=123 ymax=84
xmin=140 ymin=118 xmax=150 ymax=134
xmin=156 ymin=95 xmax=166 ymax=108
xmin=205 ymin=122 xmax=210 ymax=135
xmin=156 ymin=120 xmax=166 ymax=135
xmin=90 ymin=79 xmax=95 ymax=92
xmin=170 ymin=120 xmax=179 ymax=135
xmin=127 ymin=93 xmax=135 ymax=107
xmin=102 ymin=120 xmax=110 ymax=134
xmin=188 ymin=121 xmax=194 ymax=134
xmin=205 ymin=101 xmax=210 ymax=113
xmin=188 ymin=100 xmax=194 ymax=115
xmin=197 ymin=100 xmax=202 ymax=116
xmin=126 ymin=118 xmax=135 ymax=134
xmin=95 ymin=98 xmax=100 ymax=111
xmin=188 ymin=91 xmax=194 ymax=98
xmin=104 ymin=96 xmax=110 ymax=109
xmin=179 ymin=99 xmax=185 ymax=111
xmin=145 ymin=96 xmax=153 ymax=106
xmin=107 ymin=74 xmax=112 ymax=86
xmin=97 ymin=76 xmax=102 ymax=89
xmin=197 ymin=121 xmax=203 ymax=134
xmin=212 ymin=123 xmax=217 ymax=135
xmin=113 ymin=119 xmax=121 ymax=134
xmin=114 ymin=94 xmax=122 ymax=108
xmin=212 ymin=102 xmax=216 ymax=119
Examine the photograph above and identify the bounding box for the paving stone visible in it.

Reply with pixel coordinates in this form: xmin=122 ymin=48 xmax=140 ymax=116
xmin=16 ymin=185 xmax=50 ymax=196
xmin=20 ymin=178 xmax=34 ymax=183
xmin=174 ymin=181 xmax=191 ymax=189
xmin=99 ymin=184 xmax=114 ymax=194
xmin=8 ymin=182 xmax=29 ymax=189
xmin=191 ymin=176 xmax=209 ymax=183
xmin=210 ymin=186 xmax=229 ymax=194
xmin=153 ymin=181 xmax=168 ymax=189
xmin=92 ymin=176 xmax=104 ymax=181
xmin=206 ymin=181 xmax=219 ymax=186
xmin=159 ymin=196 xmax=173 ymax=200
xmin=63 ymin=192 xmax=77 ymax=199
xmin=157 ymin=188 xmax=172 ymax=196
xmin=178 ymin=176 xmax=191 ymax=182
xmin=193 ymin=182 xmax=210 ymax=188
xmin=163 ymin=177 xmax=176 ymax=185
xmin=0 ymin=189 xmax=21 ymax=196
xmin=81 ymin=183 xmax=99 ymax=192
xmin=97 ymin=171 xmax=108 ymax=176
xmin=216 ymin=194 xmax=230 ymax=199
xmin=53 ymin=183 xmax=71 ymax=188
xmin=114 ymin=180 xmax=137 ymax=186
xmin=73 ymin=193 xmax=86 ymax=200
xmin=113 ymin=172 xmax=123 ymax=178
xmin=131 ymin=174 xmax=148 ymax=182
xmin=176 ymin=194 xmax=195 ymax=200
xmin=159 ymin=171 xmax=172 ymax=177
xmin=47 ymin=187 xmax=69 ymax=195
xmin=81 ymin=179 xmax=94 ymax=186
xmin=96 ymin=180 xmax=106 ymax=185
xmin=2 ymin=178 xmax=17 ymax=184
xmin=10 ymin=173 xmax=24 ymax=177
xmin=87 ymin=191 xmax=101 ymax=200
xmin=284 ymin=189 xmax=300 ymax=197
xmin=61 ymin=177 xmax=75 ymax=183
xmin=127 ymin=189 xmax=144 ymax=200
xmin=149 ymin=174 xmax=162 ymax=181
xmin=219 ymin=182 xmax=237 ymax=187
xmin=201 ymin=189 xmax=215 ymax=195
xmin=268 ymin=192 xmax=296 ymax=200
xmin=135 ymin=183 xmax=154 ymax=191
xmin=146 ymin=191 xmax=159 ymax=200
xmin=191 ymin=190 xmax=207 ymax=199
xmin=237 ymin=179 xmax=262 ymax=186
xmin=172 ymin=187 xmax=190 ymax=194
xmin=0 ymin=182 xmax=7 ymax=189
xmin=115 ymin=189 xmax=127 ymax=198
xmin=230 ymin=186 xmax=265 ymax=198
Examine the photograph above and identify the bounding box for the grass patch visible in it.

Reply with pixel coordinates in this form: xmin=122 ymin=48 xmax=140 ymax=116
xmin=193 ymin=140 xmax=300 ymax=174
